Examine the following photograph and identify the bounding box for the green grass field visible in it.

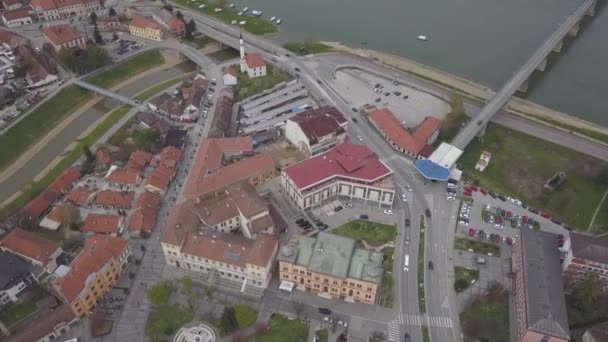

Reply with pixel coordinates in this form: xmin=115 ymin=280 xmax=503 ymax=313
xmin=315 ymin=329 xmax=328 ymax=342
xmin=246 ymin=314 xmax=308 ymax=342
xmin=458 ymin=123 xmax=608 ymax=230
xmin=332 ymin=219 xmax=397 ymax=246
xmin=589 ymin=192 xmax=608 ymax=234
xmin=235 ymin=64 xmax=292 ymax=101
xmin=235 ymin=304 xmax=257 ymax=329
xmin=454 ymin=238 xmax=500 ymax=256
xmin=283 ymin=42 xmax=332 ymax=55
xmin=145 ymin=305 xmax=194 ymax=339
xmin=86 ymin=50 xmax=165 ymax=88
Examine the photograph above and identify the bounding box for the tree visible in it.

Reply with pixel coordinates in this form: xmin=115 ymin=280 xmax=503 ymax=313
xmin=176 ymin=10 xmax=184 ymax=21
xmin=83 ymin=145 xmax=95 ymax=162
xmin=59 ymin=204 xmax=81 ymax=231
xmin=93 ymin=26 xmax=103 ymax=45
xmin=108 ymin=7 xmax=116 ymax=16
xmin=112 ymin=32 xmax=119 ymax=41
xmin=185 ymin=19 xmax=196 ymax=40
xmin=163 ymin=3 xmax=173 ymax=12
xmin=454 ymin=279 xmax=469 ymax=293
xmin=89 ymin=11 xmax=97 ymax=25
xmin=181 ymin=276 xmax=193 ymax=296
xmin=571 ymin=274 xmax=601 ymax=310
xmin=58 ymin=46 xmax=110 ymax=75
xmin=220 ymin=307 xmax=239 ymax=334
xmin=146 ymin=281 xmax=174 ymax=306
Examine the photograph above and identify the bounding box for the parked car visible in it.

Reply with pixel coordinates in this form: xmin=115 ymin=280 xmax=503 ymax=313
xmin=334 ymin=206 xmax=343 ymax=212
xmin=318 ymin=308 xmax=332 ymax=315
xmin=528 ymin=207 xmax=540 ymax=214
xmin=383 ymin=209 xmax=393 ymax=215
xmin=428 ymin=261 xmax=434 ymax=270
xmin=360 ymin=214 xmax=369 ymax=220
xmin=498 ymin=195 xmax=507 ymax=201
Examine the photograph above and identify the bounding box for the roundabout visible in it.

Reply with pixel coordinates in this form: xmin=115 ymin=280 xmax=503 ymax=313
xmin=173 ymin=324 xmax=216 ymax=342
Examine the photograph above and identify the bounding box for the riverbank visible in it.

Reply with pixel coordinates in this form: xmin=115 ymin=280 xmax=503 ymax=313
xmin=323 ymin=41 xmax=608 ymax=146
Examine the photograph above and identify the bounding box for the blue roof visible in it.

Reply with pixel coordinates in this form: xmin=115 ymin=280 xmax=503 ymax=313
xmin=415 ymin=159 xmax=451 ymax=181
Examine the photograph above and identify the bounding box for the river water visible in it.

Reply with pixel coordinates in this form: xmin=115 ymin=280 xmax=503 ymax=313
xmin=231 ymin=0 xmax=608 ymax=127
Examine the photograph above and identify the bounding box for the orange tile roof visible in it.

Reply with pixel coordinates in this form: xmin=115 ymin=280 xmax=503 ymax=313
xmin=160 ymin=146 xmax=182 ymax=168
xmin=30 ymin=0 xmax=57 ymax=10
xmin=22 ymin=166 xmax=80 ymax=218
xmin=106 ymin=168 xmax=139 ymax=185
xmin=46 ymin=205 xmax=67 ymax=224
xmin=128 ymin=192 xmax=161 ymax=234
xmin=412 ymin=116 xmax=443 ymax=143
xmin=5 ymin=304 xmax=74 ymax=342
xmin=57 ymin=235 xmax=128 ymax=302
xmin=81 ymin=214 xmax=122 ymax=234
xmin=96 ymin=148 xmax=111 ymax=166
xmin=41 ymin=24 xmax=83 ymax=46
xmin=224 ymin=67 xmax=236 ymax=76
xmin=245 ymin=53 xmax=265 ymax=69
xmin=145 ymin=164 xmax=173 ymax=193
xmin=166 ymin=15 xmax=185 ymax=30
xmin=66 ymin=186 xmax=95 ymax=206
xmin=0 ymin=228 xmax=59 ymax=266
xmin=130 ymin=15 xmax=161 ymax=30
xmin=94 ymin=190 xmax=134 ymax=208
xmin=2 ymin=9 xmax=30 ymax=21
xmin=127 ymin=150 xmax=153 ymax=173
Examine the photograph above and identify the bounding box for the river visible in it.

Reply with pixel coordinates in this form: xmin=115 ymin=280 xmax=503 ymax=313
xmin=231 ymin=0 xmax=608 ymax=127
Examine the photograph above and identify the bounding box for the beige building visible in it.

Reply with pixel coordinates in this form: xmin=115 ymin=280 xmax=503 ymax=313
xmin=278 ymin=232 xmax=383 ymax=305
xmin=129 ymin=15 xmax=163 ymax=41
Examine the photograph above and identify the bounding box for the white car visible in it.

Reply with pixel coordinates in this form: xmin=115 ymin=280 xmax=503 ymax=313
xmin=357 ymin=135 xmax=363 ymax=142
xmin=383 ymin=209 xmax=393 ymax=215
xmin=402 ymin=194 xmax=407 ymax=201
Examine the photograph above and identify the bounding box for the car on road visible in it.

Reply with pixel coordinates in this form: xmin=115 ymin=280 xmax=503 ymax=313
xmin=318 ymin=308 xmax=332 ymax=315
xmin=498 ymin=195 xmax=507 ymax=201
xmin=404 ymin=333 xmax=411 ymax=342
xmin=425 ymin=209 xmax=431 ymax=218
xmin=428 ymin=261 xmax=434 ymax=270
xmin=405 ymin=218 xmax=410 ymax=227
xmin=405 ymin=235 xmax=410 ymax=244
xmin=360 ymin=214 xmax=369 ymax=220
xmin=351 ymin=117 xmax=358 ymax=123
xmin=488 ymin=191 xmax=497 ymax=198
xmin=351 ymin=107 xmax=358 ymax=112
xmin=322 ymin=316 xmax=332 ymax=324
xmin=317 ymin=79 xmax=322 ymax=85
xmin=334 ymin=206 xmax=343 ymax=212
xmin=375 ymin=98 xmax=381 ymax=103
xmin=294 ymin=67 xmax=301 ymax=72
xmin=383 ymin=209 xmax=393 ymax=215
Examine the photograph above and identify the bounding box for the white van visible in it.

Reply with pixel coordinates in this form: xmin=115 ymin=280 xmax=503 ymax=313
xmin=403 ymin=254 xmax=409 ymax=272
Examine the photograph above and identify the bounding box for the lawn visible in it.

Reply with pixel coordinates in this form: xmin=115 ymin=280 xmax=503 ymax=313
xmin=589 ymin=191 xmax=608 ymax=234
xmin=0 ymin=299 xmax=37 ymax=328
xmin=418 ymin=216 xmax=426 ymax=314
xmin=378 ymin=247 xmax=394 ymax=308
xmin=458 ymin=123 xmax=608 ymax=230
xmin=0 ymin=85 xmax=92 ymax=172
xmin=332 ymin=219 xmax=396 ymax=246
xmin=173 ymin=0 xmax=277 ymax=35
xmin=460 ymin=284 xmax=509 ymax=342
xmin=246 ymin=314 xmax=308 ymax=342
xmin=235 ymin=304 xmax=257 ymax=329
xmin=283 ymin=42 xmax=332 ymax=55
xmin=421 ymin=325 xmax=430 ymax=342
xmin=145 ymin=304 xmax=194 ymax=339
xmin=454 ymin=238 xmax=500 ymax=256
xmin=86 ymin=50 xmax=165 ymax=88
xmin=235 ymin=64 xmax=292 ymax=101
xmin=315 ymin=328 xmax=328 ymax=342
xmin=454 ymin=266 xmax=479 ymax=293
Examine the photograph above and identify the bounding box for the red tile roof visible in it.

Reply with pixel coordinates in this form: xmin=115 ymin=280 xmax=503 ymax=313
xmin=128 ymin=192 xmax=161 ymax=234
xmin=30 ymin=0 xmax=57 ymax=10
xmin=66 ymin=186 xmax=95 ymax=206
xmin=5 ymin=305 xmax=74 ymax=342
xmin=418 ymin=144 xmax=435 ymax=159
xmin=56 ymin=235 xmax=128 ymax=302
xmin=224 ymin=67 xmax=236 ymax=76
xmin=160 ymin=146 xmax=182 ymax=168
xmin=368 ymin=109 xmax=441 ymax=156
xmin=127 ymin=150 xmax=153 ymax=173
xmin=245 ymin=53 xmax=265 ymax=69
xmin=290 ymin=106 xmax=346 ymax=144
xmin=41 ymin=24 xmax=83 ymax=46
xmin=2 ymin=9 xmax=29 ymax=20
xmin=96 ymin=148 xmax=111 ymax=166
xmin=22 ymin=167 xmax=80 ymax=218
xmin=130 ymin=15 xmax=161 ymax=30
xmin=0 ymin=228 xmax=59 ymax=266
xmin=166 ymin=15 xmax=185 ymax=30
xmin=45 ymin=205 xmax=67 ymax=224
xmin=145 ymin=164 xmax=173 ymax=193
xmin=94 ymin=190 xmax=134 ymax=208
xmin=106 ymin=168 xmax=139 ymax=185
xmin=81 ymin=214 xmax=122 ymax=234
xmin=284 ymin=143 xmax=393 ymax=190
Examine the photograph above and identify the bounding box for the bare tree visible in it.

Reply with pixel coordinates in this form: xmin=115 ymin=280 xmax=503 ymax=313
xmin=59 ymin=204 xmax=81 ymax=231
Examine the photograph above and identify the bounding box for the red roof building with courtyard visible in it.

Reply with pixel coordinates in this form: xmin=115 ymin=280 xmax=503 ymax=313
xmin=284 ymin=106 xmax=348 ymax=157
xmin=94 ymin=190 xmax=134 ymax=209
xmin=128 ymin=191 xmax=161 ymax=237
xmin=41 ymin=24 xmax=86 ymax=51
xmin=81 ymin=214 xmax=123 ymax=236
xmin=0 ymin=228 xmax=62 ymax=269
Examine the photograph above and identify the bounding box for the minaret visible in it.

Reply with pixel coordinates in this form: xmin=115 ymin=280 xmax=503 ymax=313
xmin=239 ymin=33 xmax=247 ymax=73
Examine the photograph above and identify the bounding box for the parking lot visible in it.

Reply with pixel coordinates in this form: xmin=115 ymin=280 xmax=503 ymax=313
xmin=111 ymin=39 xmax=146 ymax=58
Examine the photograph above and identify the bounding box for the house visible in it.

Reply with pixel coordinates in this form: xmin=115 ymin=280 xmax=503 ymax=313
xmin=127 ymin=191 xmax=161 ymax=237
xmin=66 ymin=186 xmax=95 ymax=207
xmin=95 ymin=148 xmax=111 ymax=166
xmin=208 ymin=88 xmax=234 ymax=137
xmin=284 ymin=106 xmax=348 ymax=157
xmin=165 ymin=16 xmax=185 ymax=38
xmin=97 ymin=15 xmax=128 ymax=32
xmin=1 ymin=0 xmax=26 ymax=12
xmin=127 ymin=150 xmax=153 ymax=173
xmin=39 ymin=205 xmax=77 ymax=231
xmin=15 ymin=44 xmax=58 ymax=88
xmin=183 ymin=74 xmax=207 ymax=117
xmin=582 ymin=329 xmax=608 ymax=342
xmin=80 ymin=214 xmax=124 ymax=236
xmin=41 ymin=24 xmax=86 ymax=51
xmin=30 ymin=0 xmax=102 ymax=21
xmin=53 ymin=235 xmax=131 ymax=318
xmin=21 ymin=166 xmax=80 ymax=220
xmin=281 ymin=143 xmax=395 ymax=210
xmin=93 ymin=190 xmax=134 ymax=209
xmin=144 ymin=164 xmax=173 ymax=194
xmin=164 ymin=129 xmax=187 ymax=148
xmin=0 ymin=251 xmax=34 ymax=306
xmin=1 ymin=8 xmax=30 ymax=27
xmin=129 ymin=15 xmax=163 ymax=41
xmin=0 ymin=30 xmax=27 ymax=49
xmin=105 ymin=168 xmax=140 ymax=189
xmin=0 ymin=228 xmax=63 ymax=271
xmin=4 ymin=304 xmax=76 ymax=342
xmin=242 ymin=53 xmax=266 ymax=78
xmin=223 ymin=67 xmax=237 ymax=86
xmin=561 ymin=232 xmax=608 ymax=294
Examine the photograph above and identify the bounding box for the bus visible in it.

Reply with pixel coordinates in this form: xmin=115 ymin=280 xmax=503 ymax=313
xmin=404 ymin=254 xmax=410 ymax=272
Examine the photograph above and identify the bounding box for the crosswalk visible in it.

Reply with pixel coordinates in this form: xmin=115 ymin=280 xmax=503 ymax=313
xmin=387 ymin=319 xmax=402 ymax=341
xmin=441 ymin=297 xmax=450 ymax=309
xmin=401 ymin=314 xmax=453 ymax=328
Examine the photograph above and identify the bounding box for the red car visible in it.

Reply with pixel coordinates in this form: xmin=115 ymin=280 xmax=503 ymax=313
xmin=470 ymin=186 xmax=479 ymax=192
xmin=469 ymin=228 xmax=475 ymax=237
xmin=522 ymin=216 xmax=528 ymax=224
xmin=496 ymin=217 xmax=502 ymax=225
xmin=463 ymin=191 xmax=472 ymax=197
xmin=480 ymin=189 xmax=488 ymax=195
xmin=507 ymin=237 xmax=513 ymax=246
xmin=506 ymin=211 xmax=512 ymax=219
xmin=540 ymin=212 xmax=551 ymax=219
xmin=495 ymin=234 xmax=501 ymax=242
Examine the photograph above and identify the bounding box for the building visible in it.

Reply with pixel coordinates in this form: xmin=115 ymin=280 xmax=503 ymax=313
xmin=21 ymin=166 xmax=80 ymax=221
xmin=223 ymin=67 xmax=237 ymax=86
xmin=513 ymin=229 xmax=570 ymax=342
xmin=1 ymin=0 xmax=26 ymax=12
xmin=367 ymin=108 xmax=441 ymax=158
xmin=105 ymin=167 xmax=140 ymax=189
xmin=30 ymin=0 xmax=102 ymax=21
xmin=127 ymin=150 xmax=154 ymax=173
xmin=150 ymin=9 xmax=185 ymax=38
xmin=53 ymin=235 xmax=131 ymax=318
xmin=4 ymin=304 xmax=76 ymax=342
xmin=278 ymin=232 xmax=383 ymax=304
xmin=93 ymin=190 xmax=134 ymax=209
xmin=80 ymin=214 xmax=123 ymax=236
xmin=414 ymin=142 xmax=464 ymax=182
xmin=128 ymin=191 xmax=161 ymax=237
xmin=39 ymin=204 xmax=75 ymax=231
xmin=239 ymin=34 xmax=266 ymax=78
xmin=1 ymin=9 xmax=30 ymax=27
xmin=15 ymin=44 xmax=58 ymax=88
xmin=582 ymin=329 xmax=608 ymax=342
xmin=561 ymin=232 xmax=608 ymax=294
xmin=0 ymin=228 xmax=63 ymax=271
xmin=208 ymin=88 xmax=234 ymax=137
xmin=284 ymin=106 xmax=347 ymax=157
xmin=95 ymin=148 xmax=111 ymax=166
xmin=66 ymin=186 xmax=95 ymax=207
xmin=41 ymin=24 xmax=86 ymax=51
xmin=0 ymin=251 xmax=34 ymax=305
xmin=129 ymin=15 xmax=163 ymax=41
xmin=183 ymin=73 xmax=208 ymax=117
xmin=281 ymin=143 xmax=395 ymax=210
xmin=0 ymin=30 xmax=27 ymax=49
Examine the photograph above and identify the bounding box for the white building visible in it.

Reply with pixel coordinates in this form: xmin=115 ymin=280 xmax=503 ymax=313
xmin=1 ymin=9 xmax=31 ymax=27
xmin=239 ymin=34 xmax=266 ymax=78
xmin=281 ymin=143 xmax=396 ymax=209
xmin=223 ymin=67 xmax=237 ymax=86
xmin=284 ymin=106 xmax=348 ymax=157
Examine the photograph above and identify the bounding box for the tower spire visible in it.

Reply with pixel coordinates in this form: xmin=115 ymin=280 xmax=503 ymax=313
xmin=239 ymin=33 xmax=246 ymax=73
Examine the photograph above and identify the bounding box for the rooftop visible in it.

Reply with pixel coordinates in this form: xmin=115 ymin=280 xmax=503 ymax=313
xmin=0 ymin=228 xmax=59 ymax=266
xmin=66 ymin=186 xmax=95 ymax=206
xmin=289 ymin=106 xmax=346 ymax=144
xmin=94 ymin=190 xmax=134 ymax=209
xmin=106 ymin=168 xmax=139 ymax=185
xmin=81 ymin=214 xmax=122 ymax=234
xmin=2 ymin=9 xmax=30 ymax=20
xmin=128 ymin=191 xmax=161 ymax=234
xmin=130 ymin=15 xmax=161 ymax=30
xmin=519 ymin=229 xmax=570 ymax=339
xmin=127 ymin=150 xmax=153 ymax=173
xmin=569 ymin=232 xmax=608 ymax=264
xmin=245 ymin=53 xmax=265 ymax=69
xmin=41 ymin=24 xmax=83 ymax=45
xmin=283 ymin=143 xmax=393 ymax=190
xmin=0 ymin=251 xmax=31 ymax=290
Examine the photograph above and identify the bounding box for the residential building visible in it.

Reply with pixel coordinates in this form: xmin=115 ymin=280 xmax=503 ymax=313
xmin=1 ymin=8 xmax=31 ymax=27
xmin=95 ymin=148 xmax=111 ymax=166
xmin=208 ymin=88 xmax=234 ymax=137
xmin=39 ymin=204 xmax=76 ymax=231
xmin=1 ymin=0 xmax=26 ymax=12
xmin=128 ymin=191 xmax=161 ymax=237
xmin=0 ymin=251 xmax=34 ymax=305
xmin=41 ymin=24 xmax=86 ymax=51
xmin=278 ymin=232 xmax=383 ymax=304
xmin=0 ymin=228 xmax=63 ymax=271
xmin=21 ymin=166 xmax=80 ymax=220
xmin=80 ymin=214 xmax=123 ymax=236
xmin=93 ymin=190 xmax=134 ymax=209
xmin=15 ymin=44 xmax=58 ymax=88
xmin=513 ymin=229 xmax=570 ymax=342
xmin=582 ymin=329 xmax=608 ymax=342
xmin=367 ymin=108 xmax=442 ymax=158
xmin=0 ymin=30 xmax=27 ymax=49
xmin=127 ymin=150 xmax=154 ymax=173
xmin=150 ymin=9 xmax=185 ymax=38
xmin=281 ymin=143 xmax=395 ymax=210
xmin=183 ymin=73 xmax=208 ymax=117
xmin=105 ymin=167 xmax=140 ymax=189
xmin=4 ymin=304 xmax=76 ymax=342
xmin=561 ymin=232 xmax=608 ymax=294
xmin=97 ymin=15 xmax=128 ymax=32
xmin=223 ymin=67 xmax=237 ymax=85
xmin=66 ymin=186 xmax=95 ymax=207
xmin=243 ymin=53 xmax=266 ymax=78
xmin=30 ymin=0 xmax=102 ymax=21
xmin=284 ymin=106 xmax=347 ymax=157
xmin=53 ymin=235 xmax=131 ymax=318
xmin=129 ymin=15 xmax=163 ymax=41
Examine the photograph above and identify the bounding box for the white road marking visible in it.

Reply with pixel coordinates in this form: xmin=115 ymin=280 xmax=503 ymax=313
xmin=387 ymin=320 xmax=402 ymax=341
